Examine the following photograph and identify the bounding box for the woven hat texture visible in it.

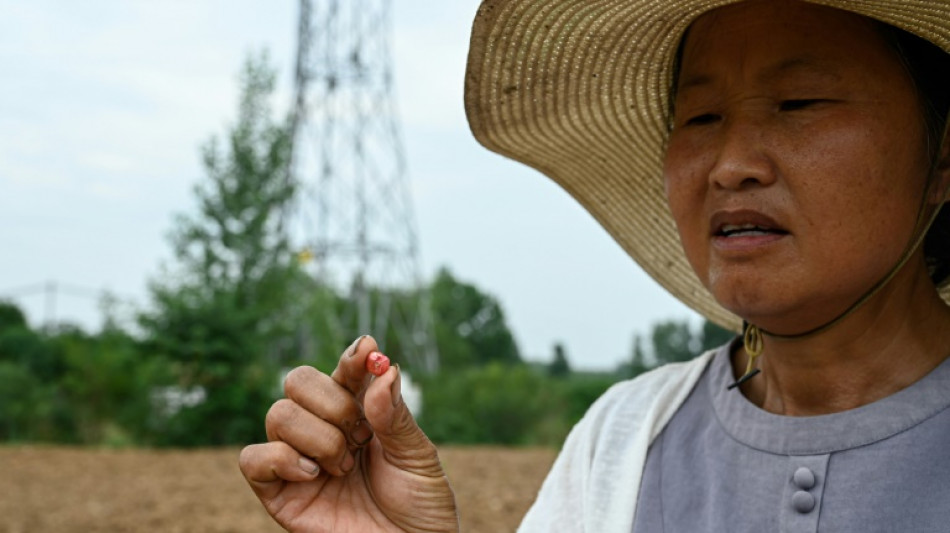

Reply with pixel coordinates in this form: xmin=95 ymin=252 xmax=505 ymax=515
xmin=464 ymin=0 xmax=950 ymax=332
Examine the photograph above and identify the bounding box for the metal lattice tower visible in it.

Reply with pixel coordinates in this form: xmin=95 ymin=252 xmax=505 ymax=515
xmin=289 ymin=0 xmax=438 ymax=373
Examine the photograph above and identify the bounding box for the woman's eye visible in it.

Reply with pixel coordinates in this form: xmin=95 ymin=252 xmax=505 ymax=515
xmin=685 ymin=113 xmax=721 ymax=126
xmin=779 ymin=99 xmax=824 ymax=111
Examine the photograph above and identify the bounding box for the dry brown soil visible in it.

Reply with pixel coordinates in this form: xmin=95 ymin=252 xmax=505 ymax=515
xmin=0 ymin=445 xmax=556 ymax=533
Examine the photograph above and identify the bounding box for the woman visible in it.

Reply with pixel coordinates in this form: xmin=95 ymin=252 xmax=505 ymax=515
xmin=239 ymin=0 xmax=950 ymax=531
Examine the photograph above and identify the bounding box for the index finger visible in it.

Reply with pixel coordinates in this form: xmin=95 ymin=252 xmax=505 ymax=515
xmin=330 ymin=335 xmax=379 ymax=396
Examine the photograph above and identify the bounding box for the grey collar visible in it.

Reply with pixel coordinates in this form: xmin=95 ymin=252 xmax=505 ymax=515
xmin=709 ymin=344 xmax=950 ymax=455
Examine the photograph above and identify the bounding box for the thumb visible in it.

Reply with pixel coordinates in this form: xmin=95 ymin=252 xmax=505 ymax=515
xmin=362 ymin=365 xmax=441 ymax=473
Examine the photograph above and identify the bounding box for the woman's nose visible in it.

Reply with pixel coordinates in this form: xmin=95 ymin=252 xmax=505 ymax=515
xmin=707 ymin=117 xmax=777 ymax=190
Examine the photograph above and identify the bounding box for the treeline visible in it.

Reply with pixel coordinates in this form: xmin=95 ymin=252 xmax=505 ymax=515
xmin=0 ymin=54 xmax=736 ymax=448
xmin=0 ymin=297 xmax=732 ymax=447
xmin=413 ymin=315 xmax=734 ymax=446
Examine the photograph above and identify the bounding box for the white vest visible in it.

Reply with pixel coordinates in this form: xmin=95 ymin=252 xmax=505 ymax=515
xmin=518 ymin=351 xmax=715 ymax=532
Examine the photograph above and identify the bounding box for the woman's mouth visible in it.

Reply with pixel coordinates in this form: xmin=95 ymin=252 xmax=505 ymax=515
xmin=710 ymin=211 xmax=789 ymax=251
xmin=716 ymin=223 xmax=788 ymax=238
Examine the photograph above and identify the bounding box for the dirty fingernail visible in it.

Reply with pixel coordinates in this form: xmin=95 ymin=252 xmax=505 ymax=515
xmin=298 ymin=456 xmax=320 ymax=475
xmin=347 ymin=335 xmax=368 ymax=357
xmin=391 ymin=364 xmax=402 ymax=407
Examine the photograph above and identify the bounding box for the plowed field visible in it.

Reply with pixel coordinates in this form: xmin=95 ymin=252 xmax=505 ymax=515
xmin=0 ymin=446 xmax=556 ymax=532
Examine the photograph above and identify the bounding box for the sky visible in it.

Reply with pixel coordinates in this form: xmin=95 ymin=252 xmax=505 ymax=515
xmin=0 ymin=1 xmax=700 ymax=370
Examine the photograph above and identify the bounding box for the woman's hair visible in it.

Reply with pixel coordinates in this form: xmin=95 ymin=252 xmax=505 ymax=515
xmin=668 ymin=21 xmax=950 ymax=287
xmin=879 ymin=24 xmax=950 ymax=287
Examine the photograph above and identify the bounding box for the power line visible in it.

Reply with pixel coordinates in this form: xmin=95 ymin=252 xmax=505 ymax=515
xmin=0 ymin=280 xmax=138 ymax=329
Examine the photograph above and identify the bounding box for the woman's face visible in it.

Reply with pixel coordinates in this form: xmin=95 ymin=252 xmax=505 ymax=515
xmin=664 ymin=0 xmax=936 ymax=334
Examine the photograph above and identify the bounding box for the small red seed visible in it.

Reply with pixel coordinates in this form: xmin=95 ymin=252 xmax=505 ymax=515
xmin=366 ymin=351 xmax=391 ymax=376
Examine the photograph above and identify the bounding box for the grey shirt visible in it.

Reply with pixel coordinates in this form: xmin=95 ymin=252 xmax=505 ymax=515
xmin=632 ymin=344 xmax=950 ymax=533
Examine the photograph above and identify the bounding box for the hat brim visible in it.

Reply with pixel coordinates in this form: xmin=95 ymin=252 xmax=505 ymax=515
xmin=464 ymin=0 xmax=950 ymax=332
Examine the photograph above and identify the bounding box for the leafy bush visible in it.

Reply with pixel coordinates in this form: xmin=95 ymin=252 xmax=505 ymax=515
xmin=0 ymin=361 xmax=43 ymax=441
xmin=418 ymin=363 xmax=620 ymax=447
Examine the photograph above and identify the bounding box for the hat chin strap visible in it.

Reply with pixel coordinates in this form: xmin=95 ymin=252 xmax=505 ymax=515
xmin=727 ymin=198 xmax=944 ymax=390
xmin=728 ymin=122 xmax=950 ymax=391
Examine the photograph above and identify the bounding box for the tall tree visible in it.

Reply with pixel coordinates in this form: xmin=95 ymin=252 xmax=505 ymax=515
xmin=0 ymin=301 xmax=60 ymax=441
xmin=650 ymin=320 xmax=695 ymax=365
xmin=629 ymin=318 xmax=737 ymax=375
xmin=699 ymin=319 xmax=736 ymax=351
xmin=548 ymin=342 xmax=571 ymax=377
xmin=0 ymin=301 xmax=27 ymax=332
xmin=140 ymin=52 xmax=298 ymax=445
xmin=622 ymin=334 xmax=650 ymax=378
xmin=428 ymin=267 xmax=520 ymax=369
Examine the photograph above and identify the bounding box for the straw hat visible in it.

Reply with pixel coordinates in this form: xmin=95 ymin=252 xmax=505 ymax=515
xmin=464 ymin=0 xmax=950 ymax=332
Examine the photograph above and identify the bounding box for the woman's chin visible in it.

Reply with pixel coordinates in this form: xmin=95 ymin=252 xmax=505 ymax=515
xmin=715 ymin=295 xmax=841 ymax=336
xmin=707 ymin=273 xmax=774 ymax=315
xmin=708 ymin=278 xmax=822 ymax=333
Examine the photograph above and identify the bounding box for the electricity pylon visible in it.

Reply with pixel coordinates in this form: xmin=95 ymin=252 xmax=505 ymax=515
xmin=288 ymin=0 xmax=438 ymax=373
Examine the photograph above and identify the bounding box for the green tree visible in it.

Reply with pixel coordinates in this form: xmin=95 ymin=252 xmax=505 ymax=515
xmin=0 ymin=304 xmax=74 ymax=442
xmin=0 ymin=361 xmax=43 ymax=441
xmin=620 ymin=334 xmax=651 ymax=378
xmin=53 ymin=326 xmax=168 ymax=446
xmin=140 ymin=52 xmax=297 ymax=446
xmin=700 ymin=319 xmax=736 ymax=351
xmin=548 ymin=342 xmax=571 ymax=377
xmin=419 ymin=362 xmax=547 ymax=445
xmin=651 ymin=320 xmax=694 ymax=365
xmin=0 ymin=301 xmax=27 ymax=332
xmin=285 ymin=280 xmax=347 ymax=373
xmin=428 ymin=268 xmax=520 ymax=369
xmin=628 ymin=318 xmax=737 ymax=376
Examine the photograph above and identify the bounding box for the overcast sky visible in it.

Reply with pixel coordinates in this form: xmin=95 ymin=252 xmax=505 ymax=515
xmin=0 ymin=1 xmax=701 ymax=370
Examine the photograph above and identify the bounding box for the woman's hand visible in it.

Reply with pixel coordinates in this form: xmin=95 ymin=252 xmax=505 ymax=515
xmin=239 ymin=336 xmax=459 ymax=532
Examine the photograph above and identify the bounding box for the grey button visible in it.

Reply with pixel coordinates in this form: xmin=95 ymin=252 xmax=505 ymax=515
xmin=793 ymin=467 xmax=816 ymax=489
xmin=792 ymin=490 xmax=816 ymax=513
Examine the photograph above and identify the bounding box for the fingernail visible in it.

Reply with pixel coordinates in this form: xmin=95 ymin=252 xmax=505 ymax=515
xmin=349 ymin=418 xmax=374 ymax=446
xmin=340 ymin=451 xmax=355 ymax=473
xmin=298 ymin=456 xmax=320 ymax=475
xmin=347 ymin=335 xmax=368 ymax=357
xmin=391 ymin=363 xmax=402 ymax=407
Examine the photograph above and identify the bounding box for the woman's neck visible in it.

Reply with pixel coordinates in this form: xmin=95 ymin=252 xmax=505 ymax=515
xmin=736 ymin=271 xmax=950 ymax=416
